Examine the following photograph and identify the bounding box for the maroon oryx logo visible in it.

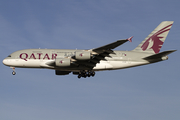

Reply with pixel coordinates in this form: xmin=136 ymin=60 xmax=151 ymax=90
xmin=79 ymin=53 xmax=83 ymax=57
xmin=141 ymin=24 xmax=172 ymax=53
xmin=59 ymin=60 xmax=63 ymax=64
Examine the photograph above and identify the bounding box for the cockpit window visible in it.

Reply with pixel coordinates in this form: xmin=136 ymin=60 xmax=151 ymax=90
xmin=7 ymin=55 xmax=11 ymax=57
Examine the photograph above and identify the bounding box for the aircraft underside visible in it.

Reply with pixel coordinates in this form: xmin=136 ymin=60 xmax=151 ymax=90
xmin=4 ymin=58 xmax=150 ymax=78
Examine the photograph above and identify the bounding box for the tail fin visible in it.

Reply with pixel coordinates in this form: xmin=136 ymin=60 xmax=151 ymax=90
xmin=133 ymin=21 xmax=174 ymax=54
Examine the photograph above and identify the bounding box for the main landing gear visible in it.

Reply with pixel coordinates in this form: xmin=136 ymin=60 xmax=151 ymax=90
xmin=78 ymin=71 xmax=95 ymax=79
xmin=11 ymin=67 xmax=16 ymax=75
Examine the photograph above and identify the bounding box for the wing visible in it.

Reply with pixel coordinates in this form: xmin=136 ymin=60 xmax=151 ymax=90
xmin=73 ymin=37 xmax=133 ymax=69
xmin=92 ymin=36 xmax=133 ymax=54
xmin=92 ymin=39 xmax=130 ymax=54
xmin=44 ymin=37 xmax=133 ymax=69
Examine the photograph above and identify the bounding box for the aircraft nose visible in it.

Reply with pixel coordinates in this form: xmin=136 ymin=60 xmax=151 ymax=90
xmin=2 ymin=59 xmax=9 ymax=66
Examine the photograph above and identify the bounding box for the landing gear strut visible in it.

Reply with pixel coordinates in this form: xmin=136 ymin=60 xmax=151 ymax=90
xmin=11 ymin=67 xmax=16 ymax=75
xmin=78 ymin=71 xmax=95 ymax=79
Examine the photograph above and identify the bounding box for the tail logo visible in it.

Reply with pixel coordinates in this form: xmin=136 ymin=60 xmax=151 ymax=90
xmin=141 ymin=24 xmax=172 ymax=53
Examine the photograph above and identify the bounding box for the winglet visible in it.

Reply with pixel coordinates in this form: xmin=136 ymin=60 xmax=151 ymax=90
xmin=127 ymin=36 xmax=133 ymax=42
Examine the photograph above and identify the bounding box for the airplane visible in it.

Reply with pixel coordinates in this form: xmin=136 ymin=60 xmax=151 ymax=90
xmin=2 ymin=21 xmax=176 ymax=78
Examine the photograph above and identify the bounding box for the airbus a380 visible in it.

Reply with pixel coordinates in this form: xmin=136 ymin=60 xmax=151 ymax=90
xmin=3 ymin=21 xmax=176 ymax=78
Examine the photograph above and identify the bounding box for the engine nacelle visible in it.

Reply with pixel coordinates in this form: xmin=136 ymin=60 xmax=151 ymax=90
xmin=55 ymin=58 xmax=71 ymax=67
xmin=75 ymin=51 xmax=91 ymax=60
xmin=55 ymin=70 xmax=71 ymax=75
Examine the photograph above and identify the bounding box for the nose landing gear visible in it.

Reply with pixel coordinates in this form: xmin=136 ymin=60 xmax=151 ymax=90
xmin=11 ymin=67 xmax=16 ymax=75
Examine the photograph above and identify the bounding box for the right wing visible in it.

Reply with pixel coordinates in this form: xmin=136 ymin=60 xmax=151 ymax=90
xmin=73 ymin=37 xmax=133 ymax=69
xmin=92 ymin=36 xmax=133 ymax=54
xmin=45 ymin=37 xmax=133 ymax=69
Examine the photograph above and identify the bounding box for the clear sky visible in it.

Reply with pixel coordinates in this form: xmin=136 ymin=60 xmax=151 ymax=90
xmin=0 ymin=0 xmax=180 ymax=120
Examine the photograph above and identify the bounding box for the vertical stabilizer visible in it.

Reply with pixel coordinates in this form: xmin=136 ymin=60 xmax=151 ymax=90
xmin=133 ymin=21 xmax=174 ymax=54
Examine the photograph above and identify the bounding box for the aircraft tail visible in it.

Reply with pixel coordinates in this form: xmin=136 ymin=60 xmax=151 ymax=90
xmin=143 ymin=50 xmax=176 ymax=61
xmin=133 ymin=21 xmax=174 ymax=54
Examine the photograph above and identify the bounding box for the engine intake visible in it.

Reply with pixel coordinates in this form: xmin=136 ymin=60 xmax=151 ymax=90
xmin=75 ymin=51 xmax=91 ymax=60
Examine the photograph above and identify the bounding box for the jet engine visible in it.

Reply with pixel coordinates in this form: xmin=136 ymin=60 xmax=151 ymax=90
xmin=55 ymin=58 xmax=71 ymax=67
xmin=55 ymin=70 xmax=71 ymax=75
xmin=75 ymin=51 xmax=91 ymax=60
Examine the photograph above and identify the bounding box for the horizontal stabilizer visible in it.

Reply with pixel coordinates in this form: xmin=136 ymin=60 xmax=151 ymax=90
xmin=143 ymin=50 xmax=176 ymax=60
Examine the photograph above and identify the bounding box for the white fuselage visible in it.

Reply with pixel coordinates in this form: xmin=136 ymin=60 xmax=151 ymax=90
xmin=3 ymin=49 xmax=157 ymax=72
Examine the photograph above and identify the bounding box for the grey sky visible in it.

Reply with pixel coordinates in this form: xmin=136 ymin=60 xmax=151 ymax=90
xmin=0 ymin=0 xmax=180 ymax=120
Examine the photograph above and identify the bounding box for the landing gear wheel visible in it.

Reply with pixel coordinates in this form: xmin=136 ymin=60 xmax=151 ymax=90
xmin=91 ymin=71 xmax=95 ymax=77
xmin=12 ymin=71 xmax=16 ymax=75
xmin=77 ymin=70 xmax=95 ymax=78
xmin=78 ymin=74 xmax=81 ymax=79
xmin=87 ymin=71 xmax=91 ymax=77
xmin=11 ymin=67 xmax=16 ymax=75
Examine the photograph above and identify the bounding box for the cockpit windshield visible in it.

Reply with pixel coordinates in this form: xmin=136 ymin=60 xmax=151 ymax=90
xmin=7 ymin=55 xmax=11 ymax=57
